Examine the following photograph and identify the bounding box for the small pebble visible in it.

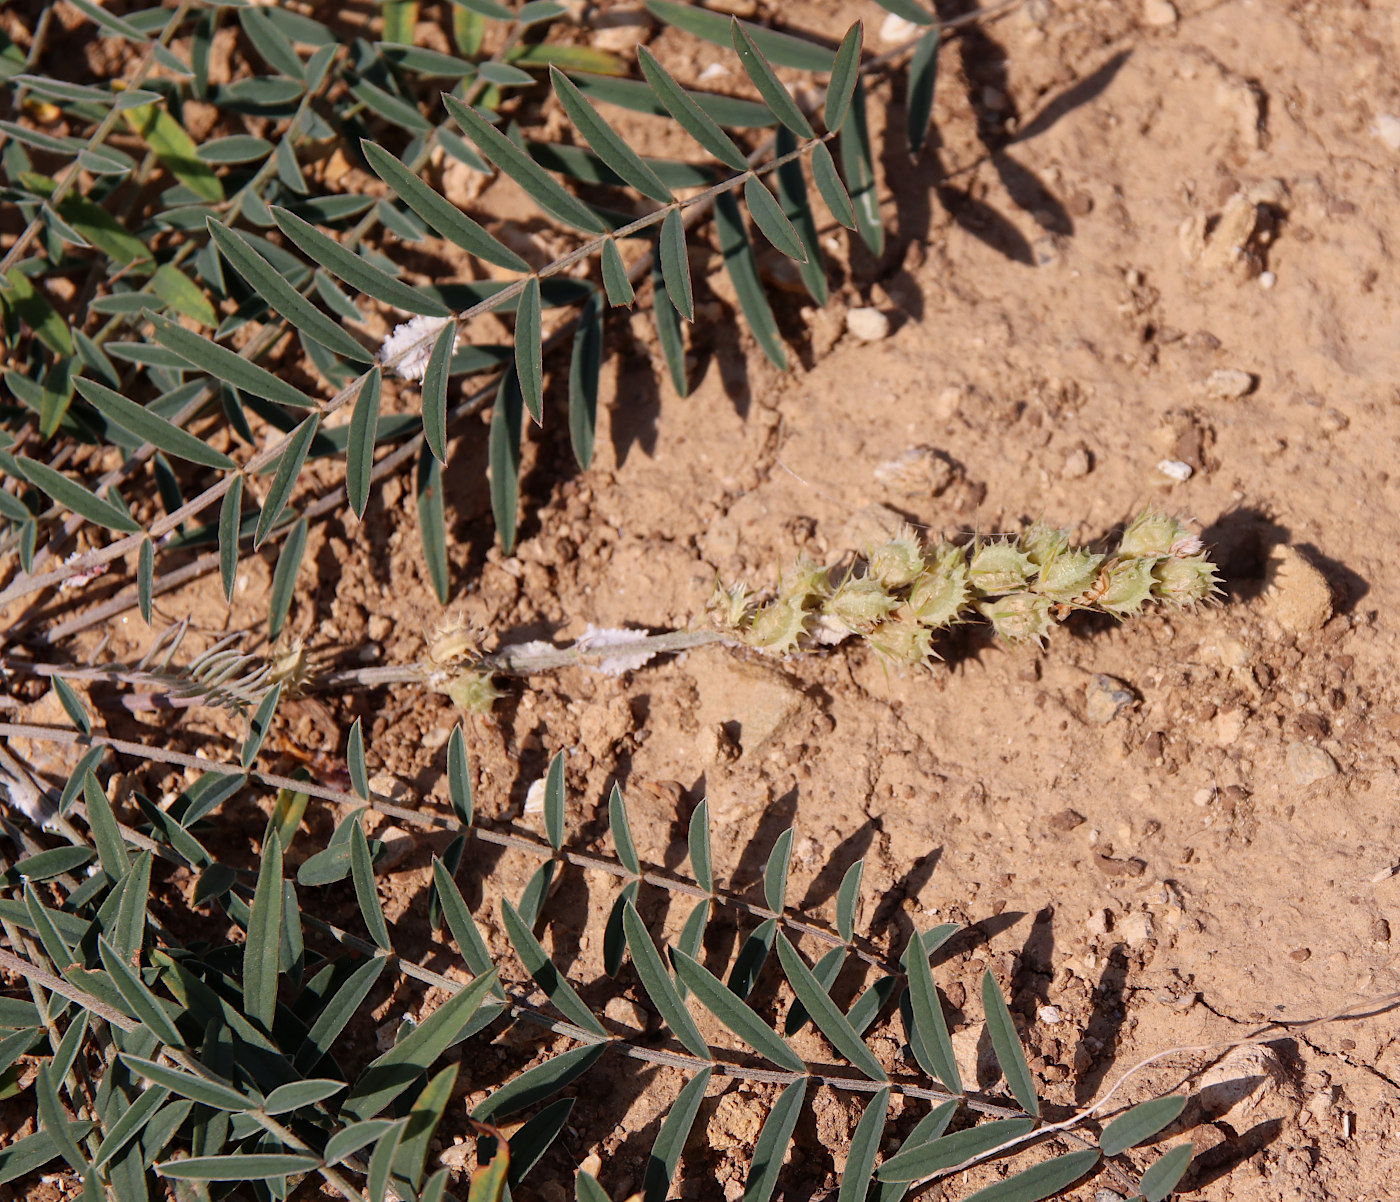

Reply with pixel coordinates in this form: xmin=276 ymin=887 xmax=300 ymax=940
xmin=879 ymin=12 xmax=922 ymax=44
xmin=846 ymin=306 xmax=891 ymax=342
xmin=1156 ymin=458 xmax=1193 ymax=482
xmin=1375 ymin=114 xmax=1400 ymax=152
xmin=1142 ymin=0 xmax=1178 ymax=26
xmin=1062 ymin=446 xmax=1092 ymax=478
xmin=1206 ymin=368 xmax=1255 ymax=399
xmin=1265 ymin=545 xmax=1333 ymax=633
xmin=1259 ymin=270 xmax=1277 ymax=289
xmin=1286 ymin=741 xmax=1338 ymax=786
xmin=1037 ymin=1005 xmax=1064 ymax=1024
xmin=1086 ymin=674 xmax=1135 ymax=723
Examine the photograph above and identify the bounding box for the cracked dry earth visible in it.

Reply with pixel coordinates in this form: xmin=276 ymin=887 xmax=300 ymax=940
xmin=9 ymin=0 xmax=1400 ymax=1199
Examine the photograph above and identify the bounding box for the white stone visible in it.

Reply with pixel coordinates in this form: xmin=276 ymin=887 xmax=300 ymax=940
xmin=846 ymin=306 xmax=891 ymax=342
xmin=1375 ymin=114 xmax=1400 ymax=151
xmin=1037 ymin=1005 xmax=1064 ymax=1024
xmin=1206 ymin=368 xmax=1254 ymax=399
xmin=1120 ymin=912 xmax=1154 ymax=947
xmin=1142 ymin=0 xmax=1178 ymax=26
xmin=1156 ymin=459 xmax=1193 ymax=482
xmin=879 ymin=12 xmax=922 ymax=44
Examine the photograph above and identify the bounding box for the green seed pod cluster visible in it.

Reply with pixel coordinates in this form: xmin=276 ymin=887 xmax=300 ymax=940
xmin=713 ymin=510 xmax=1220 ymax=666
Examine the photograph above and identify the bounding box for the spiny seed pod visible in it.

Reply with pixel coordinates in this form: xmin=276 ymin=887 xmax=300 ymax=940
xmin=268 ymin=638 xmax=311 ymax=692
xmin=866 ymin=617 xmax=936 ymax=668
xmin=908 ymin=544 xmax=972 ymax=628
xmin=978 ymin=592 xmax=1055 ymax=643
xmin=1151 ymin=555 xmax=1220 ymax=607
xmin=441 ymin=669 xmax=503 ymax=715
xmin=745 ymin=598 xmax=812 ymax=655
xmin=429 ymin=616 xmax=481 ymax=665
xmin=825 ymin=576 xmax=901 ymax=633
xmin=1118 ymin=511 xmax=1195 ymax=558
xmin=778 ymin=558 xmax=830 ymax=605
xmin=867 ymin=526 xmax=926 ymax=588
xmin=708 ymin=579 xmax=754 ymax=630
xmin=1097 ymin=556 xmax=1158 ymax=615
xmin=1020 ymin=521 xmax=1070 ymax=568
xmin=1034 ymin=549 xmax=1105 ymax=601
xmin=968 ymin=542 xmax=1035 ymax=595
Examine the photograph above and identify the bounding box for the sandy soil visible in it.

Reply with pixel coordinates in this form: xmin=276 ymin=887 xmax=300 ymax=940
xmin=7 ymin=0 xmax=1400 ymax=1199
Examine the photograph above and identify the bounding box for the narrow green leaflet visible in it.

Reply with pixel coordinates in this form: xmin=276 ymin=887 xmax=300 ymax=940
xmin=219 ymin=474 xmax=244 ymax=601
xmin=744 ymin=176 xmax=807 ymax=263
xmin=120 ymin=1055 xmax=255 ymax=1112
xmin=472 ymin=1042 xmax=608 ymax=1122
xmin=603 ymin=880 xmax=639 ymax=977
xmin=645 ymin=1 xmax=834 ymax=71
xmin=147 ymin=311 xmax=318 ymax=410
xmin=346 ymin=367 xmax=381 ymax=519
xmin=344 ymin=969 xmax=499 ymax=1119
xmin=0 ymin=1123 xmax=94 ymax=1186
xmin=2 ymin=266 xmax=73 ymax=355
xmin=877 ymin=1118 xmax=1036 ymax=1183
xmin=506 ymin=1095 xmax=574 ymax=1187
xmin=671 ymin=949 xmax=805 ymax=1072
xmin=688 ymin=800 xmax=713 ymax=893
xmin=714 ymin=192 xmax=787 ymax=371
xmin=651 ymin=257 xmax=688 ymax=395
xmin=840 ymin=78 xmax=884 ymax=255
xmin=197 ymin=135 xmax=274 ymax=163
xmin=157 ymin=1154 xmax=319 ymax=1181
xmin=431 ymin=859 xmax=503 ymax=995
xmin=150 ymin=263 xmax=216 ymax=327
xmin=784 ymin=943 xmax=844 ymax=1035
xmin=599 ymin=237 xmax=635 ymax=307
xmin=207 ymin=220 xmax=374 ymax=363
xmin=743 ymin=1077 xmax=807 ymax=1202
xmin=416 ymin=441 xmax=450 ymax=604
xmin=238 ymin=6 xmax=306 ymax=78
xmin=255 ymin=413 xmax=319 ymax=548
xmin=1140 ymin=1142 xmax=1194 ymax=1202
xmin=658 ymin=207 xmax=693 ymax=322
xmin=568 ymin=290 xmax=602 ymax=469
xmin=443 ymin=94 xmax=607 ymax=234
xmin=368 ymin=1119 xmax=408 ymax=1202
xmin=84 ymin=770 xmax=131 ymax=878
xmin=347 ymin=719 xmax=369 ymax=800
xmin=1099 ymin=1094 xmax=1188 ymax=1157
xmin=501 ymin=900 xmax=607 ymax=1036
xmin=123 ymin=103 xmax=224 ymax=203
xmin=577 ymin=1170 xmax=610 ymax=1202
xmin=515 ymin=275 xmax=544 ymax=423
xmin=241 ymin=682 xmax=281 ymax=768
xmin=637 ymin=46 xmax=748 ymax=170
xmin=904 ymin=926 xmax=962 ymax=1094
xmin=360 ymin=141 xmax=529 ymax=272
xmin=775 ymin=934 xmax=885 ymax=1080
xmin=489 ymin=367 xmax=523 ymax=553
xmin=272 ymin=207 xmax=451 ymax=316
xmin=774 ymin=132 xmax=825 ymax=302
xmin=351 ymin=819 xmax=392 ymax=951
xmin=244 ymin=830 xmax=284 ymax=1030
xmin=137 ymin=537 xmax=154 ymax=622
xmin=873 ymin=0 xmax=935 ymax=24
xmin=642 ymin=1066 xmax=712 ymax=1202
xmin=962 ymin=1149 xmax=1100 ymax=1202
xmin=421 ymin=318 xmax=457 ymax=463
xmin=869 ymin=1099 xmax=959 ymax=1202
xmin=981 ymin=970 xmax=1038 ymax=1116
xmin=543 ymin=749 xmax=566 ymax=850
xmin=447 ymin=727 xmax=474 ymax=825
xmin=608 ymin=784 xmax=639 ymax=875
xmin=550 ymin=67 xmax=674 ymax=202
xmin=836 ymin=858 xmax=864 ymax=941
xmin=13 ymin=458 xmax=142 ymax=534
xmin=811 ymin=142 xmax=857 ymax=230
xmin=268 ymin=516 xmax=307 ymax=640
xmin=324 ymin=1118 xmax=398 ymax=1166
xmin=36 ymin=1063 xmax=88 ymax=1173
xmin=296 ymin=956 xmax=387 ymax=1073
xmin=731 ymin=22 xmax=814 ymax=139
xmin=260 ymin=1079 xmax=345 ymax=1114
xmin=825 ymin=21 xmax=864 ymax=134
xmin=396 ymin=1065 xmax=457 ymax=1189
xmin=907 ymin=26 xmax=941 ymax=155
xmin=764 ymin=827 xmax=794 ymax=912
xmin=837 ymin=1087 xmax=889 ymax=1202
xmin=622 ymin=901 xmax=711 ymax=1060
xmin=51 ymin=676 xmax=91 ymax=735
xmin=93 ymin=1082 xmax=170 ymax=1168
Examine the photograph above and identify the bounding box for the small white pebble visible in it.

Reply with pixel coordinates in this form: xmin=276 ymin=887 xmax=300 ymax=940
xmin=1141 ymin=0 xmax=1178 ymax=26
xmin=1374 ymin=114 xmax=1400 ymax=151
xmin=1156 ymin=458 xmax=1193 ymax=482
xmin=1205 ymin=368 xmax=1254 ymax=399
xmin=1259 ymin=270 xmax=1276 ymax=289
xmin=697 ymin=62 xmax=728 ymax=83
xmin=1193 ymin=786 xmax=1215 ymax=807
xmin=846 ymin=306 xmax=891 ymax=342
xmin=879 ymin=12 xmax=922 ymax=44
xmin=1037 ymin=1005 xmax=1064 ymax=1024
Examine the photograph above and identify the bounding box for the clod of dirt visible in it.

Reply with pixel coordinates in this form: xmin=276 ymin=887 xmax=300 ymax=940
xmin=1205 ymin=368 xmax=1256 ymax=399
xmin=1141 ymin=0 xmax=1178 ymax=26
xmin=708 ymin=1089 xmax=766 ymax=1152
xmin=1182 ymin=192 xmax=1261 ymax=277
xmin=842 ymin=503 xmax=909 ymax=551
xmin=604 ymin=995 xmax=649 ymax=1030
xmin=1198 ymin=1045 xmax=1299 ymax=1122
xmin=1263 ymin=545 xmax=1334 ymax=632
xmin=375 ymin=826 xmax=414 ymax=872
xmin=690 ymin=650 xmax=811 ymax=758
xmin=951 ymin=1026 xmax=1000 ymax=1088
xmin=846 ymin=307 xmax=892 ymax=342
xmin=1061 ymin=446 xmax=1093 ymax=478
xmin=874 ymin=446 xmax=958 ymax=496
xmin=1086 ymin=674 xmax=1136 ymax=723
xmin=1119 ymin=911 xmax=1155 ymax=947
xmin=1286 ymin=741 xmax=1338 ymax=786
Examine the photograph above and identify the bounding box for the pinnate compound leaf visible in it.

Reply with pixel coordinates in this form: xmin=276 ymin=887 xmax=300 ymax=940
xmin=471 ymin=1042 xmax=609 ymax=1122
xmin=443 ymin=94 xmax=607 ymax=233
xmin=516 ymin=275 xmax=545 ymax=424
xmin=156 ymin=1154 xmax=319 ymax=1181
xmin=775 ymin=933 xmax=886 ymax=1080
xmin=907 ymin=27 xmax=941 ymax=155
xmin=120 ymin=1055 xmax=255 ymax=1112
xmin=904 ymin=926 xmax=962 ymax=1094
xmin=623 ymin=901 xmax=712 ymax=1059
xmin=75 ymin=378 xmax=236 ymax=470
xmin=825 ymin=22 xmax=864 ymax=133
xmin=360 ymin=140 xmax=529 ymax=272
xmin=244 ymin=830 xmax=284 ymax=1030
xmin=550 ymin=67 xmax=674 ymax=202
xmin=272 ymin=207 xmax=450 ymax=316
xmin=501 ymin=900 xmax=607 ymax=1036
xmin=982 ymin=969 xmax=1038 ymax=1116
xmin=731 ymin=21 xmax=814 ymax=139
xmin=489 ymin=367 xmax=523 ymax=552
xmin=1100 ymin=1094 xmax=1188 ymax=1157
xmin=744 ymin=176 xmax=808 ymax=264
xmin=345 ymin=969 xmax=499 ymax=1119
xmin=1140 ymin=1142 xmax=1194 ymax=1201
xmin=643 ymin=1065 xmax=711 ymax=1202
xmin=207 ymin=220 xmax=373 ymax=363
xmin=878 ymin=1117 xmax=1036 ymax=1183
xmin=637 ymin=46 xmax=748 ymax=169
xmin=13 ymin=458 xmax=142 ymax=534
xmin=962 ymin=1148 xmax=1100 ymax=1202
xmin=743 ymin=1077 xmax=807 ymax=1202
xmin=838 ymin=1087 xmax=890 ymax=1202
xmin=671 ymin=948 xmax=806 ymax=1073
xmin=714 ymin=192 xmax=787 ymax=370
xmin=147 ymin=311 xmax=318 ymax=409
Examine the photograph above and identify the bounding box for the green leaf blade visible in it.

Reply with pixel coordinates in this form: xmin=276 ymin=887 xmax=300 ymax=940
xmin=981 ymin=970 xmax=1038 ymax=1117
xmin=671 ymin=948 xmax=805 ymax=1073
xmin=622 ymin=901 xmax=712 ymax=1060
xmin=961 ymin=1148 xmax=1099 ymax=1202
xmin=1100 ymin=1094 xmax=1188 ymax=1157
xmin=775 ymin=934 xmax=885 ymax=1080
